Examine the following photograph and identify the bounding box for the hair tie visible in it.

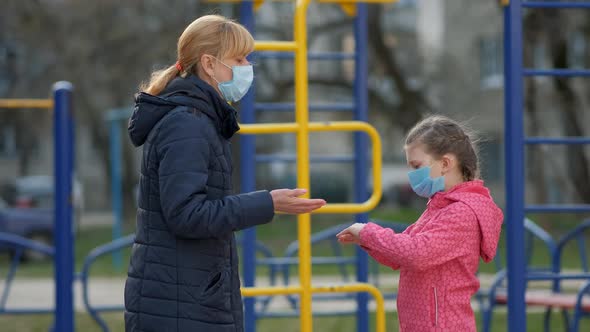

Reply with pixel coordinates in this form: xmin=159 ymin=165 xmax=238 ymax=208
xmin=175 ymin=61 xmax=183 ymax=72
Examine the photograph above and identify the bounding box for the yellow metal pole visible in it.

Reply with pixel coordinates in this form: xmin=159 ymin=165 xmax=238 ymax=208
xmin=241 ymin=286 xmax=303 ymax=296
xmin=239 ymin=123 xmax=299 ymax=134
xmin=310 ymin=284 xmax=386 ymax=332
xmin=239 ymin=1 xmax=391 ymax=329
xmin=319 ymin=0 xmax=393 ymax=3
xmin=239 ymin=121 xmax=383 ymax=214
xmin=254 ymin=41 xmax=298 ymax=52
xmin=308 ymin=121 xmax=382 ymax=214
xmin=241 ymin=284 xmax=387 ymax=332
xmin=0 ymin=99 xmax=53 ymax=109
xmin=293 ymin=0 xmax=312 ymax=331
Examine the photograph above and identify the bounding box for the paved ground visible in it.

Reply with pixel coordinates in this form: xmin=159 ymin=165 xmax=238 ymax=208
xmin=0 ymin=274 xmax=508 ymax=313
xmin=79 ymin=211 xmax=117 ymax=227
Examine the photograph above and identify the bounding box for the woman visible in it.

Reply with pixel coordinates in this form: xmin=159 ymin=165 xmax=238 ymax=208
xmin=125 ymin=15 xmax=326 ymax=332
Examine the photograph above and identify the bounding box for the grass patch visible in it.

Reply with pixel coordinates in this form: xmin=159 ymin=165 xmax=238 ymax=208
xmin=0 ymin=207 xmax=587 ymax=280
xmin=0 ymin=225 xmax=134 ymax=278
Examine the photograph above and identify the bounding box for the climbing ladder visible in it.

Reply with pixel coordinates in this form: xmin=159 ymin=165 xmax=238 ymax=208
xmin=504 ymin=1 xmax=590 ymax=331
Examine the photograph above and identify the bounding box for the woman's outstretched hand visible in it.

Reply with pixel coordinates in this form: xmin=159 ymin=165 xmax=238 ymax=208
xmin=270 ymin=189 xmax=326 ymax=214
xmin=336 ymin=223 xmax=366 ymax=244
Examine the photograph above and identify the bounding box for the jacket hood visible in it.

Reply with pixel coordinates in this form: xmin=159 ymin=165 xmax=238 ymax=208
xmin=128 ymin=75 xmax=239 ymax=147
xmin=127 ymin=93 xmax=181 ymax=147
xmin=430 ymin=180 xmax=504 ymax=262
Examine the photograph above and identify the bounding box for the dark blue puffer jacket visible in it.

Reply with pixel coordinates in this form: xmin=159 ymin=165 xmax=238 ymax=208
xmin=124 ymin=75 xmax=275 ymax=332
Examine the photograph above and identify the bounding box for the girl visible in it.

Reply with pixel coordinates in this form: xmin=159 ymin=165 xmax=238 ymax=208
xmin=337 ymin=115 xmax=503 ymax=331
xmin=125 ymin=15 xmax=326 ymax=332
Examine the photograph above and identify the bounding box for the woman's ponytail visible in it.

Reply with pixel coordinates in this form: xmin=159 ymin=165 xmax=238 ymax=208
xmin=140 ymin=64 xmax=180 ymax=95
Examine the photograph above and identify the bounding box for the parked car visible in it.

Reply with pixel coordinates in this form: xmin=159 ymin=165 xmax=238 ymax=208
xmin=1 ymin=175 xmax=84 ymax=208
xmin=0 ymin=175 xmax=84 ymax=226
xmin=0 ymin=175 xmax=84 ymax=261
xmin=0 ymin=207 xmax=54 ymax=261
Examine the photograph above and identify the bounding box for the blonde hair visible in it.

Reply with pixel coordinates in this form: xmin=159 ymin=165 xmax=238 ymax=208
xmin=140 ymin=15 xmax=254 ymax=95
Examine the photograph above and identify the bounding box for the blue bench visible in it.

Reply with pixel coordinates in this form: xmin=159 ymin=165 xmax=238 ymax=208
xmin=479 ymin=218 xmax=590 ymax=332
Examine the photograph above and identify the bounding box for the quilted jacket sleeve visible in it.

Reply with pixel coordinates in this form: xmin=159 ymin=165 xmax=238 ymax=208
xmin=156 ymin=111 xmax=275 ymax=239
xmin=359 ymin=204 xmax=478 ymax=271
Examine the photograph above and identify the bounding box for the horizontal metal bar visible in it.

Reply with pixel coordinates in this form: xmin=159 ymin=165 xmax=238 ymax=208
xmin=0 ymin=99 xmax=53 ymax=109
xmin=84 ymin=305 xmax=125 ymax=313
xmin=255 ymin=52 xmax=355 ymax=60
xmin=257 ymin=256 xmax=356 ymax=265
xmin=526 ymin=273 xmax=590 ymax=281
xmin=258 ymin=310 xmax=358 ymax=319
xmin=255 ymin=102 xmax=355 ymax=112
xmin=318 ymin=0 xmax=395 ymax=3
xmin=525 ymin=205 xmax=590 ymax=213
xmin=0 ymin=308 xmax=55 ymax=314
xmin=240 ymin=283 xmax=384 ymax=297
xmin=524 ymin=69 xmax=590 ymax=77
xmin=207 ymin=0 xmax=394 ymax=3
xmin=523 ymin=1 xmax=590 ymax=9
xmin=204 ymin=0 xmax=263 ymax=3
xmin=239 ymin=123 xmax=299 ymax=134
xmin=239 ymin=121 xmax=383 ymax=214
xmin=255 ymin=41 xmax=297 ymax=52
xmin=526 ymin=137 xmax=590 ymax=145
xmin=242 ymin=286 xmax=303 ymax=297
xmin=243 ymin=283 xmax=386 ymax=332
xmin=310 ymin=122 xmax=381 ymax=214
xmin=255 ymin=154 xmax=354 ymax=163
xmin=0 ymin=233 xmax=55 ymax=256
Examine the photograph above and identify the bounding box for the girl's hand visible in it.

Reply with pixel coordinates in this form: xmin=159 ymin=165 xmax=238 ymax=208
xmin=336 ymin=223 xmax=366 ymax=244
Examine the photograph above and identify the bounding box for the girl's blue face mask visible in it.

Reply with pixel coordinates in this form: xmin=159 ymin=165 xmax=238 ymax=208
xmin=407 ymin=166 xmax=445 ymax=198
xmin=214 ymin=58 xmax=254 ymax=103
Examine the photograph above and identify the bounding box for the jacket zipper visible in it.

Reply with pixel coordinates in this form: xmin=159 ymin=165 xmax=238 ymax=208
xmin=433 ymin=286 xmax=438 ymax=328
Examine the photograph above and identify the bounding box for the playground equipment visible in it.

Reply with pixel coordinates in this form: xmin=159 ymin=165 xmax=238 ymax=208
xmin=478 ymin=218 xmax=590 ymax=332
xmin=504 ymin=1 xmax=590 ymax=331
xmin=234 ymin=1 xmax=392 ymax=331
xmin=2 ymin=1 xmax=590 ymax=332
xmin=0 ymin=83 xmax=75 ymax=332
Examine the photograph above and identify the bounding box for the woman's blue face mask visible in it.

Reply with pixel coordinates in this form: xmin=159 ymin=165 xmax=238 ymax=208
xmin=407 ymin=166 xmax=445 ymax=198
xmin=213 ymin=57 xmax=253 ymax=103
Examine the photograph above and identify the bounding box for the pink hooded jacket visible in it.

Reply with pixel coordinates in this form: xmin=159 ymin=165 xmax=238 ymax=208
xmin=359 ymin=180 xmax=503 ymax=331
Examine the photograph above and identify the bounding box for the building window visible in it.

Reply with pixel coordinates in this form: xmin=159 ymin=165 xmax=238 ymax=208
xmin=568 ymin=31 xmax=587 ymax=68
xmin=0 ymin=125 xmax=16 ymax=158
xmin=480 ymin=136 xmax=502 ymax=182
xmin=0 ymin=45 xmax=11 ymax=95
xmin=479 ymin=37 xmax=503 ymax=89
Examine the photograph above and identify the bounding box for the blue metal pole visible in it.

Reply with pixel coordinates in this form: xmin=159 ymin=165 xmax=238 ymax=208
xmin=354 ymin=5 xmax=370 ymax=332
xmin=240 ymin=3 xmax=258 ymax=332
xmin=522 ymin=1 xmax=590 ymax=9
xmin=68 ymin=96 xmax=75 ymax=238
xmin=109 ymin=118 xmax=123 ymax=270
xmin=504 ymin=2 xmax=526 ymax=331
xmin=53 ymin=81 xmax=75 ymax=332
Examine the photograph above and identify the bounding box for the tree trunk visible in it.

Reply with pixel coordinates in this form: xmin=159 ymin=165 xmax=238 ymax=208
xmin=547 ymin=18 xmax=590 ymax=203
xmin=523 ymin=12 xmax=549 ymax=209
xmin=367 ymin=5 xmax=432 ymax=132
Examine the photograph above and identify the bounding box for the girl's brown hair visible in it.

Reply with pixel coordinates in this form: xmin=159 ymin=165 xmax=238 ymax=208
xmin=140 ymin=15 xmax=254 ymax=95
xmin=405 ymin=115 xmax=480 ymax=181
